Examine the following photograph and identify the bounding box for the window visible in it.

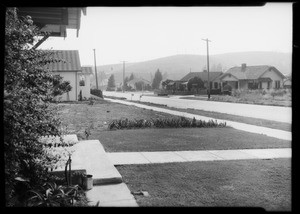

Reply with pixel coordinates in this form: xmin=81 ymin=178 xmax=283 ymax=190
xmin=275 ymin=80 xmax=280 ymax=89
xmin=235 ymin=82 xmax=238 ymax=89
xmin=214 ymin=82 xmax=218 ymax=89
xmin=79 ymin=75 xmax=85 ymax=86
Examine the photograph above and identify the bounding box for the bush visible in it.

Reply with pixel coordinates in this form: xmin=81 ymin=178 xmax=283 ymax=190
xmin=223 ymin=84 xmax=232 ymax=92
xmin=4 ymin=8 xmax=72 ymax=206
xmin=108 ymin=117 xmax=226 ymax=130
xmin=25 ymin=182 xmax=88 ymax=207
xmin=210 ymin=89 xmax=222 ymax=95
xmin=90 ymin=89 xmax=103 ymax=98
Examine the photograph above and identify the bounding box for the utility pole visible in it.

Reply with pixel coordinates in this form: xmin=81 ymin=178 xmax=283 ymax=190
xmin=202 ymin=38 xmax=211 ymax=99
xmin=121 ymin=61 xmax=127 ymax=93
xmin=93 ymin=49 xmax=99 ymax=90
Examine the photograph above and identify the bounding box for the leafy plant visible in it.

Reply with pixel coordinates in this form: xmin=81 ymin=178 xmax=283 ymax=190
xmin=25 ymin=182 xmax=86 ymax=207
xmin=4 ymin=8 xmax=73 ymax=206
xmin=108 ymin=117 xmax=226 ymax=130
xmin=90 ymin=88 xmax=103 ymax=98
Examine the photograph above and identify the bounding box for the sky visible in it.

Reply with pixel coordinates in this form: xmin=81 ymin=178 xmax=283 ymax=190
xmin=39 ymin=3 xmax=293 ymax=66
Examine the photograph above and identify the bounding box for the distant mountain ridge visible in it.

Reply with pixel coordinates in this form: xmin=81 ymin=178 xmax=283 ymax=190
xmin=88 ymin=51 xmax=292 ymax=86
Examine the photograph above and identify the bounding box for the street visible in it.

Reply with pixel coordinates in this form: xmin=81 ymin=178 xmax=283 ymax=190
xmin=103 ymin=91 xmax=292 ymax=124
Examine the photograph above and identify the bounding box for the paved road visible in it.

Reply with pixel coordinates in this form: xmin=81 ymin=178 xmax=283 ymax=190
xmin=103 ymin=91 xmax=292 ymax=124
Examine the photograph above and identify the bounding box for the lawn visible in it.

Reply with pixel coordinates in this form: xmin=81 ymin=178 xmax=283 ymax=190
xmin=97 ymin=128 xmax=290 ymax=152
xmin=57 ymin=99 xmax=177 ymax=140
xmin=127 ymin=100 xmax=291 ymax=132
xmin=117 ymin=158 xmax=291 ymax=210
xmin=57 ymin=100 xmax=290 ymax=152
xmin=57 ymin=100 xmax=291 ymax=210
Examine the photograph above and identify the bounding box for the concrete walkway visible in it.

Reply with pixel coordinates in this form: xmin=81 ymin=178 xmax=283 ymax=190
xmin=105 ymin=98 xmax=292 ymax=141
xmin=107 ymin=148 xmax=291 ymax=165
xmin=52 ymin=138 xmax=138 ymax=207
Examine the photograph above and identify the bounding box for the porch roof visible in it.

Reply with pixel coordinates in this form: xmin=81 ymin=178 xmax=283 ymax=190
xmin=17 ymin=7 xmax=86 ymax=37
xmin=258 ymin=77 xmax=272 ymax=82
xmin=180 ymin=71 xmax=223 ymax=82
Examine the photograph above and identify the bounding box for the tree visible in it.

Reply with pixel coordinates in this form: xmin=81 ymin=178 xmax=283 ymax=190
xmin=4 ymin=8 xmax=72 ymax=206
xmin=187 ymin=77 xmax=205 ymax=91
xmin=107 ymin=74 xmax=116 ymax=90
xmin=151 ymin=69 xmax=163 ymax=90
xmin=129 ymin=73 xmax=135 ymax=81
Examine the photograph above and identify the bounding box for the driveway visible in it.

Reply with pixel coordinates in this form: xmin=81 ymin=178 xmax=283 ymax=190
xmin=103 ymin=91 xmax=292 ymax=124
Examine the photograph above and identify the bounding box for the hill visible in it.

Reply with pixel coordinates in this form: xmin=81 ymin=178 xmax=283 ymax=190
xmin=87 ymin=51 xmax=292 ymax=87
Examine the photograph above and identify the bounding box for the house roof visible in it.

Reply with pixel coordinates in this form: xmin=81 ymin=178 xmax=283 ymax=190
xmin=180 ymin=71 xmax=223 ymax=82
xmin=81 ymin=66 xmax=93 ymax=75
xmin=127 ymin=78 xmax=151 ymax=85
xmin=220 ymin=65 xmax=285 ymax=80
xmin=44 ymin=50 xmax=81 ymax=72
xmin=17 ymin=7 xmax=86 ymax=37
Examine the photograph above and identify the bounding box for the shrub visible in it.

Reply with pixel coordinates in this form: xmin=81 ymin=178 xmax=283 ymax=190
xmin=108 ymin=117 xmax=226 ymax=130
xmin=223 ymin=84 xmax=232 ymax=92
xmin=90 ymin=89 xmax=103 ymax=98
xmin=25 ymin=182 xmax=87 ymax=207
xmin=4 ymin=8 xmax=72 ymax=206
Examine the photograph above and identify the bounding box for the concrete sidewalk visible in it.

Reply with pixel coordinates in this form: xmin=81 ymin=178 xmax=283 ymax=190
xmin=107 ymin=148 xmax=291 ymax=165
xmin=105 ymin=98 xmax=292 ymax=141
xmin=52 ymin=138 xmax=138 ymax=207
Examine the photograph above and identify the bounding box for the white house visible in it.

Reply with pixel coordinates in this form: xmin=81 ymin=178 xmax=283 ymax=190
xmin=219 ymin=64 xmax=286 ymax=90
xmin=45 ymin=50 xmax=91 ymax=101
xmin=78 ymin=66 xmax=93 ymax=99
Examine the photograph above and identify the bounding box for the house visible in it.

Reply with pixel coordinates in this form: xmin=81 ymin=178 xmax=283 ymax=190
xmin=283 ymin=78 xmax=292 ymax=89
xmin=219 ymin=64 xmax=286 ymax=90
xmin=180 ymin=71 xmax=223 ymax=90
xmin=127 ymin=78 xmax=151 ymax=91
xmin=78 ymin=66 xmax=93 ymax=99
xmin=45 ymin=50 xmax=90 ymax=101
xmin=161 ymin=80 xmax=187 ymax=91
xmin=17 ymin=7 xmax=86 ymax=38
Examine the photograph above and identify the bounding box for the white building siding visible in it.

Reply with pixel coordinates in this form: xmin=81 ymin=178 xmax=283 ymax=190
xmin=78 ymin=73 xmax=91 ymax=99
xmin=55 ymin=72 xmax=78 ymax=101
xmin=261 ymin=69 xmax=284 ymax=89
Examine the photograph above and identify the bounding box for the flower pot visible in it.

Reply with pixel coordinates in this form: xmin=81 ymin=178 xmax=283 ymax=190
xmin=82 ymin=174 xmax=93 ymax=190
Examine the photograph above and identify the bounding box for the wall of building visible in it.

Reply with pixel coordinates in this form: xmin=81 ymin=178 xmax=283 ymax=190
xmin=55 ymin=71 xmax=77 ymax=101
xmin=261 ymin=82 xmax=268 ymax=89
xmin=261 ymin=69 xmax=284 ymax=88
xmin=239 ymin=80 xmax=248 ymax=90
xmin=78 ymin=73 xmax=91 ymax=99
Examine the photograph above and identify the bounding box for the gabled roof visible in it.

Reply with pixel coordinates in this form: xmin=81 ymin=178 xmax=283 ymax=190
xmin=44 ymin=50 xmax=81 ymax=72
xmin=81 ymin=66 xmax=93 ymax=75
xmin=127 ymin=78 xmax=151 ymax=85
xmin=220 ymin=65 xmax=285 ymax=80
xmin=180 ymin=71 xmax=223 ymax=82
